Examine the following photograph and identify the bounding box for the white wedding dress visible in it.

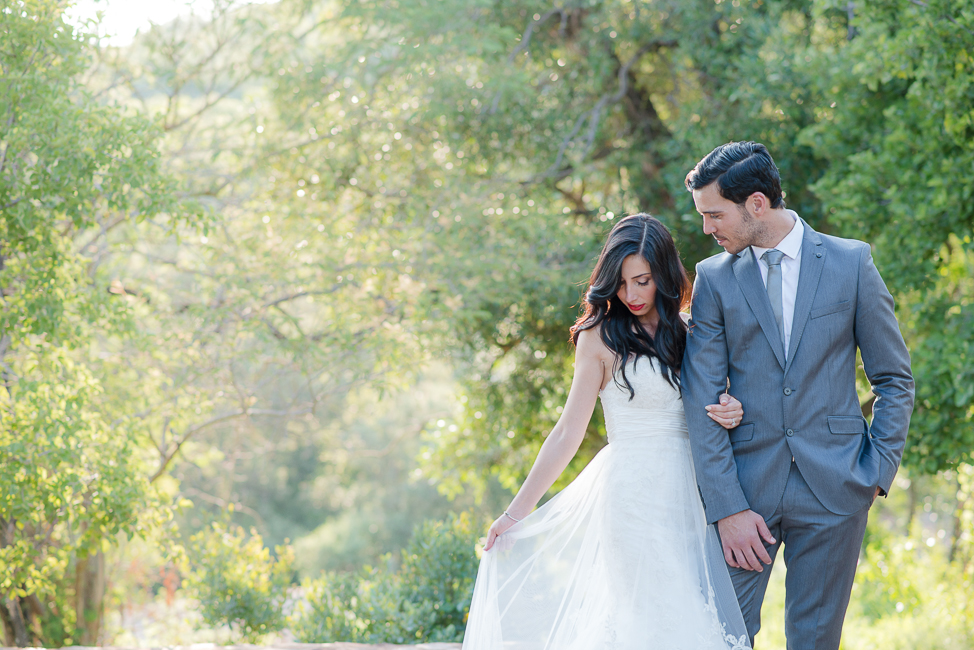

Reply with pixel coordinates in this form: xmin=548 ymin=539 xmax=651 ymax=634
xmin=462 ymin=356 xmax=751 ymax=650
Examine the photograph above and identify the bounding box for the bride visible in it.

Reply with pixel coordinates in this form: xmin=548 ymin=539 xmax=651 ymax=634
xmin=462 ymin=214 xmax=751 ymax=650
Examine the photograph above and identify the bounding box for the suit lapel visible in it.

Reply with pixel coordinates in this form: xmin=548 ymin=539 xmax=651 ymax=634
xmin=733 ymin=248 xmax=786 ymax=369
xmin=785 ymin=220 xmax=826 ymax=374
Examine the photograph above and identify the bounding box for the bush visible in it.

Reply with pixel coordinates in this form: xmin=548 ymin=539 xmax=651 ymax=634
xmin=840 ymin=521 xmax=974 ymax=650
xmin=181 ymin=522 xmax=295 ymax=643
xmin=290 ymin=511 xmax=481 ymax=644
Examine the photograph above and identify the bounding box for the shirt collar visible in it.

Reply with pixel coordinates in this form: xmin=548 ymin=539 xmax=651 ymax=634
xmin=751 ymin=211 xmax=804 ymax=262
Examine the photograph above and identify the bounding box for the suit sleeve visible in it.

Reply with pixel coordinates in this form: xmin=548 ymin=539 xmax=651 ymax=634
xmin=683 ymin=264 xmax=751 ymax=524
xmin=855 ymin=245 xmax=915 ymax=495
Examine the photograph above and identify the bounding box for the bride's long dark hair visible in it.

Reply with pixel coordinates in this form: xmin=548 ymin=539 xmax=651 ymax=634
xmin=571 ymin=214 xmax=691 ymax=398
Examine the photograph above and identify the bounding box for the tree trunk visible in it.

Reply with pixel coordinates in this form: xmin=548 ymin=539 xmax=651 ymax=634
xmin=25 ymin=594 xmax=47 ymax=645
xmin=905 ymin=477 xmax=917 ymax=534
xmin=948 ymin=474 xmax=969 ymax=564
xmin=75 ymin=551 xmax=107 ymax=645
xmin=0 ymin=600 xmax=16 ymax=647
xmin=3 ymin=599 xmax=29 ymax=647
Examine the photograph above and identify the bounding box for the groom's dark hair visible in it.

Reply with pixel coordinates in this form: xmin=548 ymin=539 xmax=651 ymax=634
xmin=684 ymin=141 xmax=786 ymax=209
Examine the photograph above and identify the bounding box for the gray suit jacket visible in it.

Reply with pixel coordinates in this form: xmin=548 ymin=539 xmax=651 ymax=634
xmin=682 ymin=219 xmax=915 ymax=524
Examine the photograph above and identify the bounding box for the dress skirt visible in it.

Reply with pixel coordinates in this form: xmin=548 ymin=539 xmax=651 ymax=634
xmin=462 ymin=410 xmax=750 ymax=650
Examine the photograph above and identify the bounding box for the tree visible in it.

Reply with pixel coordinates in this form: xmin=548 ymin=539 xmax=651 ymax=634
xmin=5 ymin=0 xmax=971 ymax=642
xmin=273 ymin=0 xmax=843 ymax=495
xmin=276 ymin=0 xmax=970 ymax=492
xmin=85 ymin=0 xmax=434 ymax=542
xmin=0 ymin=0 xmax=192 ymax=645
xmin=796 ymin=0 xmax=974 ymax=473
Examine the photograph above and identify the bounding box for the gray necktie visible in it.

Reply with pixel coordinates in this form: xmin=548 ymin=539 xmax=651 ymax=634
xmin=762 ymin=248 xmax=786 ymax=353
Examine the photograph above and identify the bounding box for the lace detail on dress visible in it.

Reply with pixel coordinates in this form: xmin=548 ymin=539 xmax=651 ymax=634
xmin=703 ymin=585 xmax=752 ymax=650
xmin=599 ymin=617 xmax=618 ymax=650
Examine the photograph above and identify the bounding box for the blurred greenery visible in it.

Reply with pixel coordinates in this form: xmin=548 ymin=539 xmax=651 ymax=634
xmin=180 ymin=520 xmax=295 ymax=644
xmin=290 ymin=512 xmax=480 ymax=644
xmin=1 ymin=0 xmax=972 ymax=646
xmin=0 ymin=0 xmax=197 ymax=644
xmin=758 ymin=467 xmax=974 ymax=650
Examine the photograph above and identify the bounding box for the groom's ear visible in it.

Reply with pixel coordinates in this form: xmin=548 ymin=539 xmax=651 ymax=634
xmin=746 ymin=191 xmax=771 ymax=216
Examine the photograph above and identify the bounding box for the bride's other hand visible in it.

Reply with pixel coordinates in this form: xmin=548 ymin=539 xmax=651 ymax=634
xmin=483 ymin=513 xmax=518 ymax=552
xmin=706 ymin=392 xmax=744 ymax=430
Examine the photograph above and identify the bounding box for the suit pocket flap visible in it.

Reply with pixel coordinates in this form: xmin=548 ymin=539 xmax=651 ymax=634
xmin=810 ymin=300 xmax=851 ymax=319
xmin=828 ymin=416 xmax=866 ymax=435
xmin=729 ymin=423 xmax=754 ymax=443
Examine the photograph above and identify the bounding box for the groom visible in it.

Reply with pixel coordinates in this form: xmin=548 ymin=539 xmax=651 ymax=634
xmin=681 ymin=142 xmax=914 ymax=649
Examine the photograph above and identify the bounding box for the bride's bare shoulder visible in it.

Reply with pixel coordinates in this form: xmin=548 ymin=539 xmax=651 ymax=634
xmin=575 ymin=325 xmax=613 ymax=362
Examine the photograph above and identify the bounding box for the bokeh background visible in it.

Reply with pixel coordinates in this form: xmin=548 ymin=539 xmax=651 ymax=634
xmin=1 ymin=0 xmax=972 ymax=647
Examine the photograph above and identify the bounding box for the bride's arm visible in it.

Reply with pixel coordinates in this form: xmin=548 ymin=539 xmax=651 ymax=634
xmin=483 ymin=328 xmax=606 ymax=550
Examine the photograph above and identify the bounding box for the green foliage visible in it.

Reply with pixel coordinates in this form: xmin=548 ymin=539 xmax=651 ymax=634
xmin=181 ymin=520 xmax=295 ymax=644
xmin=342 ymin=0 xmax=974 ymax=488
xmin=0 ymin=0 xmax=183 ymax=344
xmin=894 ymin=238 xmax=974 ymax=473
xmin=2 ymin=0 xmax=972 ymax=643
xmin=0 ymin=1 xmax=193 ymax=643
xmin=753 ymin=467 xmax=974 ymax=650
xmin=290 ymin=512 xmax=481 ymax=644
xmin=841 ymin=517 xmax=974 ymax=648
xmin=797 ymin=0 xmax=974 ymax=473
xmin=855 ymin=518 xmax=925 ymax=621
xmin=0 ymin=344 xmax=150 ymax=599
xmin=83 ymin=0 xmax=435 ymax=550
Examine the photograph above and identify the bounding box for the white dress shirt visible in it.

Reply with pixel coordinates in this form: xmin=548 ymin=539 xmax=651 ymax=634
xmin=750 ymin=211 xmax=803 ymax=356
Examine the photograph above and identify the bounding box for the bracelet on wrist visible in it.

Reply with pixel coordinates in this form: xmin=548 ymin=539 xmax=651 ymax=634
xmin=503 ymin=510 xmax=521 ymax=523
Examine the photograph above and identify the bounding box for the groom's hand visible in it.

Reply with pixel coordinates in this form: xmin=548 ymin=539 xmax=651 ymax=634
xmin=717 ymin=510 xmax=776 ymax=572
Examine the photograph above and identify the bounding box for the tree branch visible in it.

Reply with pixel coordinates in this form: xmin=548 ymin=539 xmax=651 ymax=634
xmin=149 ymin=405 xmax=317 ymax=483
xmin=909 ymin=0 xmax=974 ymax=37
xmin=261 ymin=285 xmax=343 ymax=310
xmin=0 ymin=100 xmax=19 ymax=176
xmin=508 ymin=9 xmax=563 ymax=63
xmin=536 ymin=39 xmax=675 ymax=181
xmin=164 ymin=73 xmax=256 ymax=133
xmin=77 ymin=212 xmax=130 ymax=255
xmin=149 ymin=410 xmax=248 ymax=482
xmin=487 ymin=9 xmax=566 ymax=114
xmin=179 ymin=487 xmax=269 ymax=535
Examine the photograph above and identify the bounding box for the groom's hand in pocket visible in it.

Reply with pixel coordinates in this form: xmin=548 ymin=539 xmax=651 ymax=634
xmin=871 ymin=486 xmax=883 ymax=505
xmin=717 ymin=510 xmax=776 ymax=572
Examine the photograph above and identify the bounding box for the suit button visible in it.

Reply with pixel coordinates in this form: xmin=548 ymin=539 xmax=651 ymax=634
xmin=786 ymin=428 xmax=794 ymax=437
xmin=783 ymin=387 xmax=792 ymax=396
